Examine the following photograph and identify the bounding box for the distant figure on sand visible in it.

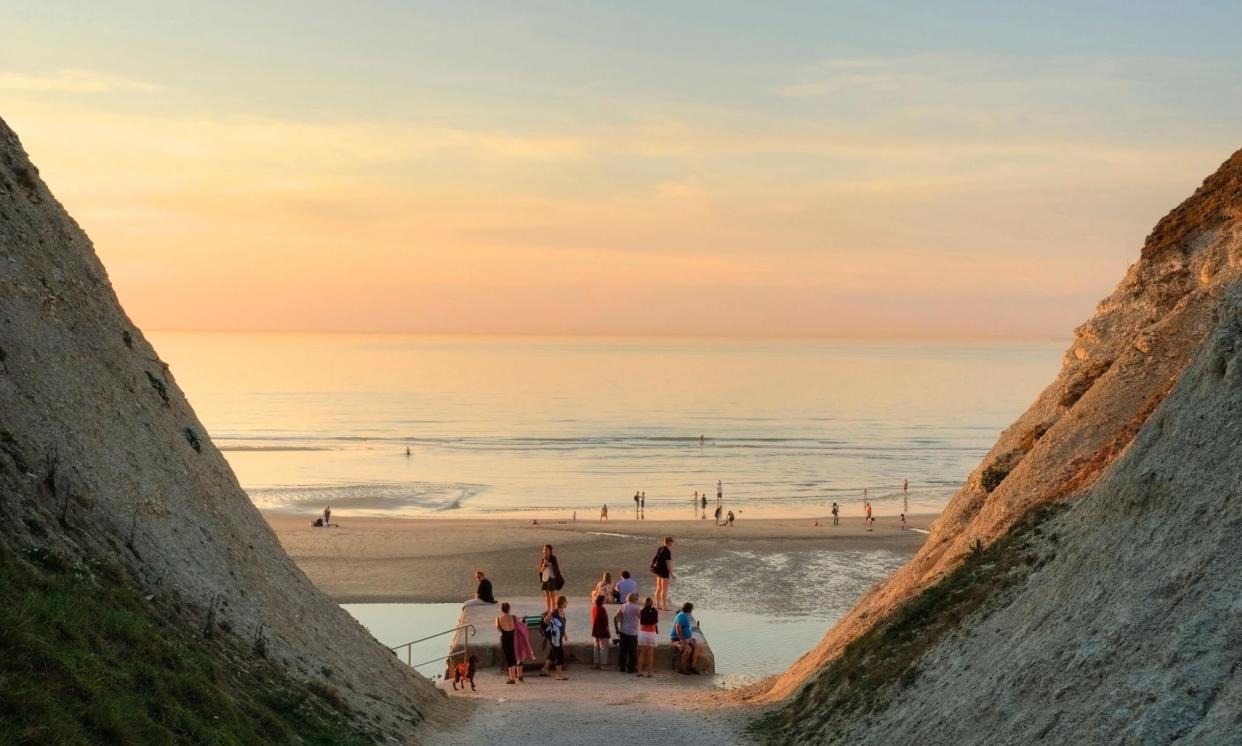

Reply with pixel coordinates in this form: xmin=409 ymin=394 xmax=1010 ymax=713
xmin=700 ymin=494 xmax=707 ymax=518
xmin=726 ymin=510 xmax=735 ymax=527
xmin=600 ymin=504 xmax=608 ymax=521
xmin=540 ymin=596 xmax=569 ymax=680
xmin=903 ymin=478 xmax=908 ymax=494
xmin=831 ymin=502 xmax=840 ymax=526
xmin=634 ymin=491 xmax=640 ymax=518
xmin=590 ymin=594 xmax=612 ymax=670
xmin=865 ymin=501 xmax=874 ymax=531
xmin=900 ymin=512 xmax=907 ymax=531
xmin=322 ymin=505 xmax=332 ymax=526
xmin=405 ymin=446 xmax=411 ymax=457
xmin=693 ymin=490 xmax=699 ymax=516
xmin=637 ymin=597 xmax=659 ymax=677
xmin=538 ymin=544 xmax=564 ymax=613
xmin=671 ymin=602 xmax=702 ymax=674
xmin=717 ymin=480 xmax=723 ymax=502
xmin=651 ymin=537 xmax=674 ymax=610
xmin=640 ymin=492 xmax=646 ymax=519
xmin=497 ymin=602 xmax=522 ymax=684
xmin=714 ymin=505 xmax=722 ymax=525
xmin=463 ymin=570 xmax=496 ymax=607
xmin=699 ymin=434 xmax=705 ymax=446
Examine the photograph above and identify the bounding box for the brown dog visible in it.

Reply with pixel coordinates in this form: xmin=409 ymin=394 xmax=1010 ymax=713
xmin=451 ymin=655 xmax=478 ymax=691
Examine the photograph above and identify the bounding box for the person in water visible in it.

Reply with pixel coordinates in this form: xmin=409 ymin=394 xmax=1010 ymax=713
xmin=651 ymin=537 xmax=674 ymax=610
xmin=538 ymin=544 xmax=563 ymax=613
xmin=463 ymin=570 xmax=496 ymax=606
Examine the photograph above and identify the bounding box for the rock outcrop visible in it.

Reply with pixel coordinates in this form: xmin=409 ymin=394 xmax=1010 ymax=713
xmin=0 ymin=116 xmax=446 ymax=741
xmin=759 ymin=148 xmax=1242 ymax=743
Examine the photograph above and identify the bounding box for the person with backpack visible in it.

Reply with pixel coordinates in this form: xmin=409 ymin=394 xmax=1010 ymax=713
xmin=539 ymin=595 xmax=569 ymax=680
xmin=538 ymin=544 xmax=564 ymax=613
xmin=651 ymin=537 xmax=674 ymax=611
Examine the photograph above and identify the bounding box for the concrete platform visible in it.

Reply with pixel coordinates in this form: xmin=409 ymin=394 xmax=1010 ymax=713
xmin=446 ymin=597 xmax=714 ymax=675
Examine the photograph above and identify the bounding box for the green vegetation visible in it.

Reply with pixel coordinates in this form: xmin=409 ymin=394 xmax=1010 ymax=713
xmin=0 ymin=542 xmax=373 ymax=745
xmin=752 ymin=504 xmax=1062 ymax=744
xmin=979 ymin=463 xmax=1010 ymax=493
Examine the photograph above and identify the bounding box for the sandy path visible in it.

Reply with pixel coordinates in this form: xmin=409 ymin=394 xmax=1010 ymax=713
xmin=418 ymin=668 xmax=756 ymax=745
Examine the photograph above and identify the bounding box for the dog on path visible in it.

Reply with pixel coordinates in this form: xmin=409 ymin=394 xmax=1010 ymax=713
xmin=451 ymin=655 xmax=479 ymax=691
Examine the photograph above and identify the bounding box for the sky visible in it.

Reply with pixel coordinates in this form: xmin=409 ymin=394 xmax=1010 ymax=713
xmin=2 ymin=1 xmax=1241 ymax=338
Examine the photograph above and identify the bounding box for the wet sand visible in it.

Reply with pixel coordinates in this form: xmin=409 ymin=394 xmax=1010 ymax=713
xmin=265 ymin=512 xmax=933 ymax=604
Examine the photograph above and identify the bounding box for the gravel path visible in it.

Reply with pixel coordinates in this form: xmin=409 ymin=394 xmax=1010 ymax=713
xmin=420 ymin=667 xmax=756 ymax=745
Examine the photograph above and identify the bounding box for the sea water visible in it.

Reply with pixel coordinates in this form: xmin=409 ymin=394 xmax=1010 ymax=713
xmin=151 ymin=333 xmax=1063 ymax=518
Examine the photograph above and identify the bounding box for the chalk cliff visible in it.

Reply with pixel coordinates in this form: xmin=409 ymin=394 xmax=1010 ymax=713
xmin=759 ymin=148 xmax=1242 ymax=743
xmin=0 ymin=116 xmax=446 ymax=742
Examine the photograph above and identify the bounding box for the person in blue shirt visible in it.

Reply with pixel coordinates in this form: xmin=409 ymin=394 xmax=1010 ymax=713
xmin=669 ymin=602 xmax=702 ymax=674
xmin=614 ymin=570 xmax=638 ymax=603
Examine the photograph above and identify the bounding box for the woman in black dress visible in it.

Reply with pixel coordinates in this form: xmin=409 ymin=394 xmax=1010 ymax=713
xmin=496 ymin=601 xmax=520 ymax=684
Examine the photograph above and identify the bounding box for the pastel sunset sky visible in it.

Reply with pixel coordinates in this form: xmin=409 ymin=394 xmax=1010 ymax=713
xmin=3 ymin=2 xmax=1241 ymax=337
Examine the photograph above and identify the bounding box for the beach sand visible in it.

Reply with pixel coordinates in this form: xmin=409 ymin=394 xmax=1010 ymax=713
xmin=265 ymin=512 xmax=933 ymax=605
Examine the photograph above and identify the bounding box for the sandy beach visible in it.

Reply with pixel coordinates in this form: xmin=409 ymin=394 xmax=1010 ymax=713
xmin=265 ymin=512 xmax=933 ymax=604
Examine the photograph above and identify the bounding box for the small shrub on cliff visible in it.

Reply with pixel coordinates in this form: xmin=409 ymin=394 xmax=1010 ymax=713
xmin=979 ymin=464 xmax=1010 ymax=493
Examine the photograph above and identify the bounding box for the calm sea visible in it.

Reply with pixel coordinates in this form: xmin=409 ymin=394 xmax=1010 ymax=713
xmin=150 ymin=333 xmax=1063 ymax=519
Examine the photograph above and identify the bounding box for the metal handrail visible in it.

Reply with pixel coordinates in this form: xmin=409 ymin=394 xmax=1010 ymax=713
xmin=390 ymin=623 xmax=476 ymax=668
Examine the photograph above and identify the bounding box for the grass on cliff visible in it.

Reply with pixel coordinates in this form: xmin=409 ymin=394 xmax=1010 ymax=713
xmin=0 ymin=544 xmax=373 ymax=746
xmin=752 ymin=504 xmax=1062 ymax=743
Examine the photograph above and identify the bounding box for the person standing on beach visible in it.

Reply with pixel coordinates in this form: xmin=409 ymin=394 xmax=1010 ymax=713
xmin=540 ymin=595 xmax=569 ymax=680
xmin=636 ymin=597 xmax=659 ymax=677
xmin=903 ymin=478 xmax=909 ymax=515
xmin=640 ymin=491 xmax=646 ymax=519
xmin=323 ymin=505 xmax=331 ymax=527
xmin=600 ymin=504 xmax=608 ymax=521
xmin=538 ymin=544 xmax=563 ymax=613
xmin=900 ymin=512 xmax=907 ymax=531
xmin=693 ymin=490 xmax=699 ymax=517
xmin=714 ymin=504 xmax=722 ymax=525
xmin=831 ymin=502 xmax=840 ymax=526
xmin=700 ymin=493 xmax=707 ymax=518
xmin=497 ymin=602 xmax=521 ymax=684
xmin=590 ymin=594 xmax=612 ymax=670
xmin=865 ymin=501 xmax=873 ymax=531
xmin=726 ymin=510 xmax=735 ymax=526
xmin=651 ymin=537 xmax=674 ymax=610
xmin=614 ymin=592 xmax=641 ymax=674
xmin=634 ymin=491 xmax=640 ymax=519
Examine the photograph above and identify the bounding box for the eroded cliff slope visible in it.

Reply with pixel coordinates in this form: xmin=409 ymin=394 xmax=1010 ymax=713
xmin=759 ymin=149 xmax=1242 ymax=742
xmin=0 ymin=116 xmax=446 ymax=741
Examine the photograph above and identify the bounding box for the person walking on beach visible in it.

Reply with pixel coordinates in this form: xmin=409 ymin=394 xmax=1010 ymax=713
xmin=651 ymin=537 xmax=674 ymax=610
xmin=615 ymin=592 xmax=641 ymax=674
xmin=700 ymin=493 xmax=707 ymax=518
xmin=714 ymin=504 xmax=722 ymax=525
xmin=322 ymin=505 xmax=331 ymax=527
xmin=865 ymin=501 xmax=873 ymax=531
xmin=640 ymin=491 xmax=646 ymax=519
xmin=634 ymin=491 xmax=640 ymax=519
xmin=497 ymin=602 xmax=521 ymax=684
xmin=538 ymin=544 xmax=564 ymax=613
xmin=831 ymin=502 xmax=840 ymax=526
xmin=637 ymin=597 xmax=659 ymax=677
xmin=590 ymin=594 xmax=612 ymax=670
xmin=540 ymin=595 xmax=569 ymax=680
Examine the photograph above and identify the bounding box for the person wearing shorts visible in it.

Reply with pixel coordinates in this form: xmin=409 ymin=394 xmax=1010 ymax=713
xmin=651 ymin=537 xmax=674 ymax=610
xmin=540 ymin=595 xmax=569 ymax=680
xmin=538 ymin=544 xmax=563 ymax=613
xmin=636 ymin=597 xmax=659 ymax=678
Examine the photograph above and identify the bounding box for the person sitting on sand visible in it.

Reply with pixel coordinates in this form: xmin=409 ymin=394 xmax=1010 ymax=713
xmin=540 ymin=595 xmax=569 ymax=680
xmin=590 ymin=571 xmax=613 ymax=605
xmin=651 ymin=537 xmax=674 ymax=611
xmin=636 ymin=597 xmax=659 ymax=678
xmin=670 ymin=602 xmax=701 ymax=674
xmin=538 ymin=544 xmax=564 ymax=613
xmin=615 ymin=570 xmax=637 ymax=603
xmin=464 ymin=570 xmax=497 ymax=607
xmin=590 ymin=594 xmax=612 ymax=670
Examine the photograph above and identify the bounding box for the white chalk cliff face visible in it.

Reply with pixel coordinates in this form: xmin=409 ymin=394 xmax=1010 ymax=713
xmin=763 ymin=149 xmax=1242 ymax=743
xmin=0 ymin=117 xmax=445 ymax=740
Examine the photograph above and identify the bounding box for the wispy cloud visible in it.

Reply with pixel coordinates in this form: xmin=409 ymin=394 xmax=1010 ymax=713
xmin=0 ymin=68 xmax=160 ymax=93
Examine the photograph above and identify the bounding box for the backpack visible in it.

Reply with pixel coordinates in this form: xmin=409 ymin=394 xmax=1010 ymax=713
xmin=650 ymin=548 xmax=662 ymax=574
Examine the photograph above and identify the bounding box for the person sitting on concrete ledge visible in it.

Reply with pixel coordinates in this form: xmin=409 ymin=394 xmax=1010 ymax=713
xmin=463 ymin=570 xmax=497 ymax=607
xmin=670 ymin=602 xmax=702 ymax=675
